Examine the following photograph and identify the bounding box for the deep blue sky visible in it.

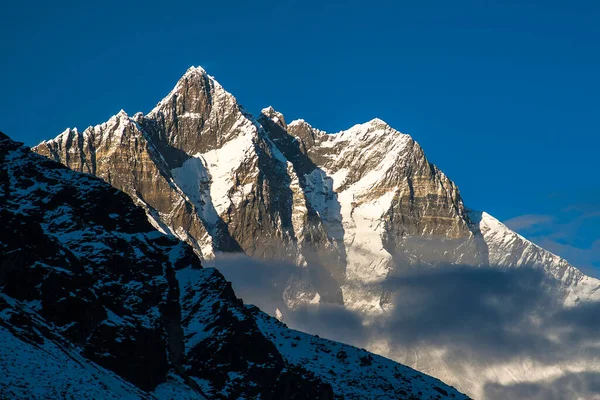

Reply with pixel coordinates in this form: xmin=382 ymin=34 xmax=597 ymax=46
xmin=1 ymin=0 xmax=598 ymax=274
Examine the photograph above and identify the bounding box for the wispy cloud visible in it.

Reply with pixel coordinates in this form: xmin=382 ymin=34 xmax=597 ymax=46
xmin=504 ymin=214 xmax=554 ymax=231
xmin=503 ymin=207 xmax=600 ymax=277
xmin=217 ymin=255 xmax=600 ymax=399
xmin=485 ymin=372 xmax=600 ymax=400
xmin=535 ymin=238 xmax=600 ymax=277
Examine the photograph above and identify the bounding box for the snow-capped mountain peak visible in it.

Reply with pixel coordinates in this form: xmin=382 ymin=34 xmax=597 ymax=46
xmin=260 ymin=105 xmax=286 ymax=127
xmin=184 ymin=64 xmax=207 ymax=75
xmin=365 ymin=116 xmax=389 ymax=127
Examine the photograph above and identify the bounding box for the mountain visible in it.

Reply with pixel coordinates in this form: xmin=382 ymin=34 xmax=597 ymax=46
xmin=1 ymin=131 xmax=467 ymax=399
xmin=34 ymin=66 xmax=600 ymax=398
xmin=34 ymin=66 xmax=600 ymax=307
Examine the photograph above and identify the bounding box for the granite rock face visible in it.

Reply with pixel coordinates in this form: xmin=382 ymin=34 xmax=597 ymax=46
xmin=2 ymin=132 xmax=468 ymax=399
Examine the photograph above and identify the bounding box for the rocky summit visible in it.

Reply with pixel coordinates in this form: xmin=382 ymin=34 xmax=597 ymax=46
xmin=0 ymin=131 xmax=467 ymax=399
xmin=34 ymin=66 xmax=600 ymax=399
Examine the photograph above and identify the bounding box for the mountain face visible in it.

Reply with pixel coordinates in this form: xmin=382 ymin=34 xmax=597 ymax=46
xmin=34 ymin=66 xmax=600 ymax=398
xmin=1 ymin=132 xmax=467 ymax=399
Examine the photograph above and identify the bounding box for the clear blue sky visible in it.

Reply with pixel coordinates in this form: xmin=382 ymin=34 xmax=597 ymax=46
xmin=1 ymin=0 xmax=598 ymax=274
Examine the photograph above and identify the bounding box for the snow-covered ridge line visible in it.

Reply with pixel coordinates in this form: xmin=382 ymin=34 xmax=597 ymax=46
xmin=478 ymin=211 xmax=600 ymax=304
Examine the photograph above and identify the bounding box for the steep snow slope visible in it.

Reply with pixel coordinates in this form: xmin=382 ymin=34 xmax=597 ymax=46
xmin=476 ymin=211 xmax=600 ymax=305
xmin=0 ymin=295 xmax=149 ymax=400
xmin=252 ymin=310 xmax=466 ymax=400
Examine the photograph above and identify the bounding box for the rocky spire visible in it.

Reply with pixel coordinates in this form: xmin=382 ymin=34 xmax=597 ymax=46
xmin=143 ymin=65 xmax=257 ymax=156
xmin=261 ymin=105 xmax=287 ymax=128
